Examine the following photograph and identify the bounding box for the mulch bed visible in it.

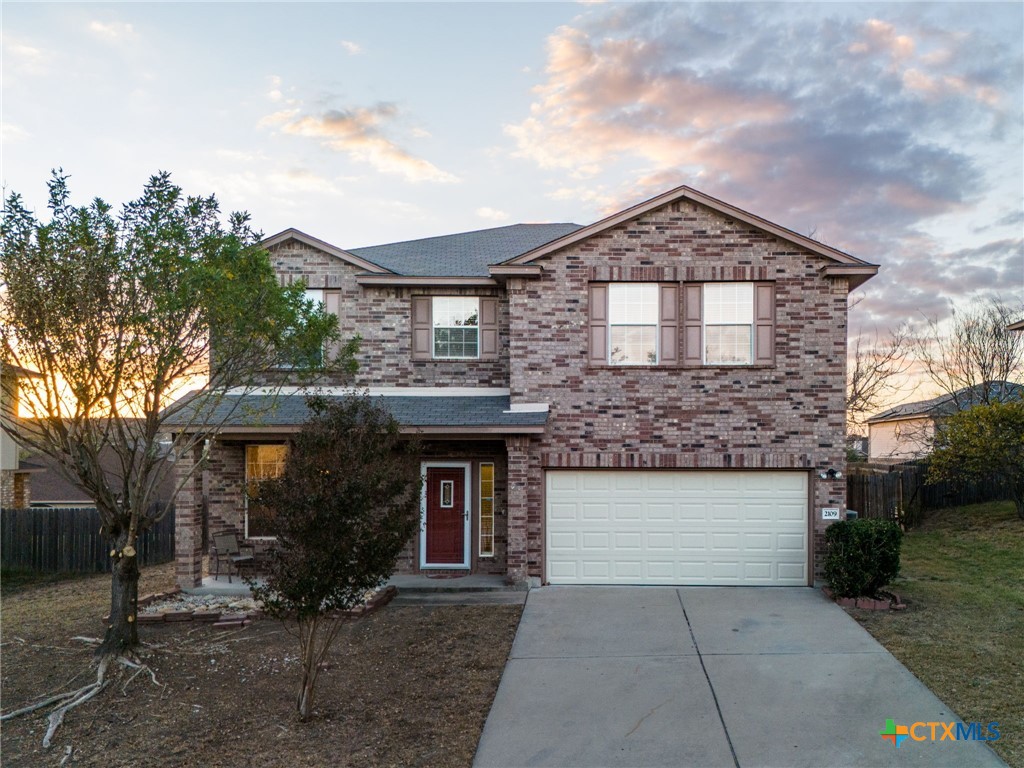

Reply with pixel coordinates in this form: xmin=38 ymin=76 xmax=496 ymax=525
xmin=1 ymin=564 xmax=522 ymax=767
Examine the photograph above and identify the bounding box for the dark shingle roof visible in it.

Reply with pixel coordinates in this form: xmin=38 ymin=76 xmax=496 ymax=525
xmin=866 ymin=381 xmax=1023 ymax=423
xmin=165 ymin=393 xmax=548 ymax=431
xmin=348 ymin=223 xmax=582 ymax=277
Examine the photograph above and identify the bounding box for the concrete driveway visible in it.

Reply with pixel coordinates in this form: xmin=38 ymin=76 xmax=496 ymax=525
xmin=474 ymin=587 xmax=1005 ymax=768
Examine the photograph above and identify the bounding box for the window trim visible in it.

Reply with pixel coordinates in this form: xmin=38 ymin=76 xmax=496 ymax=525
xmin=431 ymin=296 xmax=481 ymax=360
xmin=244 ymin=444 xmax=288 ymax=540
xmin=683 ymin=281 xmax=775 ymax=368
xmin=607 ymin=283 xmax=660 ymax=366
xmin=588 ymin=282 xmax=679 ymax=368
xmin=410 ymin=295 xmax=500 ymax=361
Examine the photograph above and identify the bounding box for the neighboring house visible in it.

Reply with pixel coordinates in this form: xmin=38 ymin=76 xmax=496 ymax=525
xmin=170 ymin=184 xmax=878 ymax=589
xmin=21 ymin=447 xmax=177 ymax=509
xmin=866 ymin=381 xmax=1023 ymax=461
xmin=1 ymin=364 xmax=43 ymax=508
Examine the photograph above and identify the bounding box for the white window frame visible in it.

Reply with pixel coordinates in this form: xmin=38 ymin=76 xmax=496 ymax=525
xmin=703 ymin=282 xmax=754 ymax=365
xmin=608 ymin=283 xmax=659 ymax=365
xmin=479 ymin=462 xmax=495 ymax=558
xmin=431 ymin=297 xmax=480 ymax=360
xmin=244 ymin=444 xmax=288 ymax=540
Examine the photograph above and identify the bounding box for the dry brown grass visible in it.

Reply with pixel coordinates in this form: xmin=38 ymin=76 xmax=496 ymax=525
xmin=851 ymin=501 xmax=1023 ymax=766
xmin=1 ymin=563 xmax=521 ymax=767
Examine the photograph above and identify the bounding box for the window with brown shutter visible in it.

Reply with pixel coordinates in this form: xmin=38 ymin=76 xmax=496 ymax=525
xmin=410 ymin=296 xmax=498 ymax=360
xmin=588 ymin=282 xmax=681 ymax=366
xmin=681 ymin=281 xmax=775 ymax=366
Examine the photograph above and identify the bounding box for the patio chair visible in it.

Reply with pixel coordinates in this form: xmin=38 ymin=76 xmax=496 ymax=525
xmin=211 ymin=532 xmax=255 ymax=583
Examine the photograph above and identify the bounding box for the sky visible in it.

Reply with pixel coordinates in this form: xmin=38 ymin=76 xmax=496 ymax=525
xmin=3 ymin=1 xmax=1023 ymax=392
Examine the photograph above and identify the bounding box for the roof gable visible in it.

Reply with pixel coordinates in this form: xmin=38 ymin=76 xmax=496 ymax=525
xmin=501 ymin=185 xmax=879 ymax=289
xmin=261 ymin=228 xmax=393 ymax=274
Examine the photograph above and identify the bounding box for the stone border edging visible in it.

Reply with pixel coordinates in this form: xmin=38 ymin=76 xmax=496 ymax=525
xmin=822 ymin=586 xmax=907 ymax=611
xmin=104 ymin=585 xmax=399 ymax=629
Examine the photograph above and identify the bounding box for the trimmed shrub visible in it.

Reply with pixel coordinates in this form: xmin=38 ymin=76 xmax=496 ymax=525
xmin=824 ymin=518 xmax=903 ymax=598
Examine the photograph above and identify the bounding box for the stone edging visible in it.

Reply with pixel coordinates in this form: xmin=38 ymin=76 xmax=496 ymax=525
xmin=822 ymin=586 xmax=907 ymax=611
xmin=105 ymin=586 xmax=399 ymax=630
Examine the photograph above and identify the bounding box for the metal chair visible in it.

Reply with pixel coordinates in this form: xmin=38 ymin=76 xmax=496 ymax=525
xmin=211 ymin=532 xmax=255 ymax=583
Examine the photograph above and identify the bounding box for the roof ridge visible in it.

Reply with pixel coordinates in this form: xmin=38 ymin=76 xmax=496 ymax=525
xmin=348 ymin=222 xmax=582 ymax=253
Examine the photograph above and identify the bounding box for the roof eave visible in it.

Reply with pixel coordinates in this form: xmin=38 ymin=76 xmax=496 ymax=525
xmin=262 ymin=229 xmax=394 ymax=274
xmin=174 ymin=423 xmax=546 ymax=438
xmin=503 ymin=185 xmax=876 ymax=270
xmin=355 ymin=275 xmax=499 ymax=287
xmin=488 ymin=264 xmax=543 ymax=279
xmin=821 ymin=264 xmax=880 ymax=290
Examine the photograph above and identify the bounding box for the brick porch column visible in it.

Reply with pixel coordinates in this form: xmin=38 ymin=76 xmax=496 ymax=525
xmin=174 ymin=445 xmax=203 ymax=589
xmin=505 ymin=435 xmax=531 ymax=583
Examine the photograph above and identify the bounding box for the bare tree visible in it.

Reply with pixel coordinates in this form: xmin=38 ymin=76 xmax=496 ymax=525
xmin=1 ymin=171 xmax=354 ymax=741
xmin=917 ymin=298 xmax=1024 ymax=409
xmin=847 ymin=323 xmax=912 ymax=431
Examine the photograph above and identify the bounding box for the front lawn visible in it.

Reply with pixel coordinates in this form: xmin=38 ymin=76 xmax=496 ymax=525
xmin=851 ymin=500 xmax=1023 ymax=766
xmin=0 ymin=562 xmax=522 ymax=767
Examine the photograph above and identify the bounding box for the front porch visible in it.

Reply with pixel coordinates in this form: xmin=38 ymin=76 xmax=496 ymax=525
xmin=174 ymin=430 xmax=538 ymax=591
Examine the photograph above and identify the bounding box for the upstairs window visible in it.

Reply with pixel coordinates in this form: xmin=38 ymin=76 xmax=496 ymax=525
xmin=704 ymin=283 xmax=754 ymax=364
xmin=682 ymin=282 xmax=775 ymax=366
xmin=588 ymin=283 xmax=678 ymax=367
xmin=608 ymin=284 xmax=659 ymax=365
xmin=432 ymin=297 xmax=479 ymax=359
xmin=410 ymin=296 xmax=500 ymax=361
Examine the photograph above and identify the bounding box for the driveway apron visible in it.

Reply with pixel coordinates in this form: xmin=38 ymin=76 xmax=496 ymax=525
xmin=473 ymin=586 xmax=1005 ymax=768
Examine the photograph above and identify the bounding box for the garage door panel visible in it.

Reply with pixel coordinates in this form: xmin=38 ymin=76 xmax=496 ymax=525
xmin=777 ymin=533 xmax=806 ymax=551
xmin=549 ymin=502 xmax=578 ymax=521
xmin=581 ymin=531 xmax=610 ymax=550
xmin=546 ymin=470 xmax=808 ymax=586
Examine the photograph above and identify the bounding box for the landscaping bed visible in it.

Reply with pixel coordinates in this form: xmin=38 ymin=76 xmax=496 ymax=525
xmin=846 ymin=501 xmax=1023 ymax=767
xmin=1 ymin=563 xmax=522 ymax=767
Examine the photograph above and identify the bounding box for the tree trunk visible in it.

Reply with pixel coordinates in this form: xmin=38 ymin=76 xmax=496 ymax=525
xmin=99 ymin=529 xmax=140 ymax=656
xmin=296 ymin=640 xmax=319 ymax=721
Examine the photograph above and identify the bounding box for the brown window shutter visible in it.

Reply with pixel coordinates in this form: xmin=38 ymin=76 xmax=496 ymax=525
xmin=411 ymin=296 xmax=433 ymax=360
xmin=659 ymin=284 xmax=679 ymax=364
xmin=480 ymin=297 xmax=499 ymax=359
xmin=682 ymin=284 xmax=703 ymax=366
xmin=588 ymin=284 xmax=608 ymax=365
xmin=754 ymin=283 xmax=775 ymax=365
xmin=323 ymin=290 xmax=343 ymax=359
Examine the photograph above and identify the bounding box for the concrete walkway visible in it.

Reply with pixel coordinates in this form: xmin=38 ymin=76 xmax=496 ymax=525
xmin=474 ymin=587 xmax=1005 ymax=768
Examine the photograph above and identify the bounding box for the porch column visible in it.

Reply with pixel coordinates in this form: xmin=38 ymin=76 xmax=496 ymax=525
xmin=505 ymin=435 xmax=531 ymax=583
xmin=174 ymin=444 xmax=203 ymax=589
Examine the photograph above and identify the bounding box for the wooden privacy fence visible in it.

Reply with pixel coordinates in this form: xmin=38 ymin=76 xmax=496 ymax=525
xmin=0 ymin=505 xmax=175 ymax=573
xmin=846 ymin=462 xmax=1011 ymax=528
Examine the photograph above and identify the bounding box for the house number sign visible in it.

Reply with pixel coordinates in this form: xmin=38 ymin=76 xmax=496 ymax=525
xmin=821 ymin=508 xmax=841 ymax=520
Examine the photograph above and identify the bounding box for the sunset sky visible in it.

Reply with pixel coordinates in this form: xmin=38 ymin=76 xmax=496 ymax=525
xmin=3 ymin=2 xmax=1022 ymax=382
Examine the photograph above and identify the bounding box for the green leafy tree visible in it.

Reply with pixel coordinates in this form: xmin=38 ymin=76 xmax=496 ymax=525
xmin=249 ymin=395 xmax=421 ymax=721
xmin=0 ymin=171 xmax=354 ymax=661
xmin=928 ymin=401 xmax=1024 ymax=520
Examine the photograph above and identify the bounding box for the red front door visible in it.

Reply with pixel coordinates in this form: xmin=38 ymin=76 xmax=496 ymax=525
xmin=425 ymin=467 xmax=467 ymax=565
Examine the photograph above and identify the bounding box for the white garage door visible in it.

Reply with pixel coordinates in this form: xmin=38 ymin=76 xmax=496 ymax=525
xmin=546 ymin=470 xmax=809 ymax=586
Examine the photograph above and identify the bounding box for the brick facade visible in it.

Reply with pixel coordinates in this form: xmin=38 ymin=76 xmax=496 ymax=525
xmin=176 ymin=192 xmax=859 ymax=589
xmin=508 ymin=199 xmax=848 ymax=580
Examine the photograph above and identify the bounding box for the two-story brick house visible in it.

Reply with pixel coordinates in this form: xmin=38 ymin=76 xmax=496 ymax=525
xmin=172 ymin=184 xmax=877 ymax=590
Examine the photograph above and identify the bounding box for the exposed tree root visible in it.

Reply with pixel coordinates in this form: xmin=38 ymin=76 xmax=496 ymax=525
xmin=0 ymin=653 xmax=164 ymax=748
